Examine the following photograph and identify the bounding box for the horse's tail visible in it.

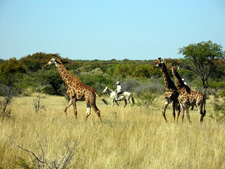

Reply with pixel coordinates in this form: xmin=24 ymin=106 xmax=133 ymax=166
xmin=95 ymin=92 xmax=108 ymax=105
xmin=131 ymin=96 xmax=135 ymax=105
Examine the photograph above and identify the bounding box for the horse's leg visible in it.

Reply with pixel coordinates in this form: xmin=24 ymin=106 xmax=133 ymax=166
xmin=112 ymin=97 xmax=119 ymax=106
xmin=64 ymin=99 xmax=73 ymax=120
xmin=131 ymin=96 xmax=135 ymax=105
xmin=127 ymin=97 xmax=131 ymax=107
xmin=111 ymin=98 xmax=114 ymax=106
xmin=124 ymin=99 xmax=127 ymax=107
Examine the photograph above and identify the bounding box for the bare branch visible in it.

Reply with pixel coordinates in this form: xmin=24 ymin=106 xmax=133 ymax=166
xmin=6 ymin=134 xmax=77 ymax=169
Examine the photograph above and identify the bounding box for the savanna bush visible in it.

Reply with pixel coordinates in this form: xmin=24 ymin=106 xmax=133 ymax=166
xmin=78 ymin=73 xmax=114 ymax=94
xmin=119 ymin=77 xmax=164 ymax=108
xmin=209 ymin=93 xmax=225 ymax=122
xmin=0 ymin=73 xmax=22 ymax=118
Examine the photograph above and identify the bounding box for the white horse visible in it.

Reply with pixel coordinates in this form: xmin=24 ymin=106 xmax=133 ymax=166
xmin=102 ymin=87 xmax=135 ymax=107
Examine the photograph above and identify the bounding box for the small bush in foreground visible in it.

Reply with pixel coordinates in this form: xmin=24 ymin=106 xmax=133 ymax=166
xmin=209 ymin=94 xmax=225 ymax=122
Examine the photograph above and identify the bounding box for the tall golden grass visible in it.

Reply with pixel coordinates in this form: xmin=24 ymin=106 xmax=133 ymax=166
xmin=0 ymin=95 xmax=224 ymax=168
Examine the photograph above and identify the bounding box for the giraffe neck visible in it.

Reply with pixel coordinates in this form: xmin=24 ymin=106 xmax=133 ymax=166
xmin=172 ymin=69 xmax=185 ymax=90
xmin=161 ymin=63 xmax=176 ymax=90
xmin=172 ymin=69 xmax=191 ymax=93
xmin=55 ymin=59 xmax=80 ymax=86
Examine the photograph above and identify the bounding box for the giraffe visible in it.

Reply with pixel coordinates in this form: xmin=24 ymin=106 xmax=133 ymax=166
xmin=155 ymin=58 xmax=180 ymax=122
xmin=44 ymin=56 xmax=108 ymax=123
xmin=171 ymin=65 xmax=206 ymax=122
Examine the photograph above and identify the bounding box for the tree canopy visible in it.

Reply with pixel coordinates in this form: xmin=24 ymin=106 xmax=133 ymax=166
xmin=0 ymin=58 xmax=26 ymax=74
xmin=179 ymin=40 xmax=224 ymax=88
xmin=0 ymin=48 xmax=224 ymax=96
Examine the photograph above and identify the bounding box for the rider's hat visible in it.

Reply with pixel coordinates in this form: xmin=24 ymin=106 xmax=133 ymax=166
xmin=116 ymin=81 xmax=120 ymax=85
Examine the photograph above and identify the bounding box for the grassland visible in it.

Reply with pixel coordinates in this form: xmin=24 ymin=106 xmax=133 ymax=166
xmin=0 ymin=94 xmax=224 ymax=169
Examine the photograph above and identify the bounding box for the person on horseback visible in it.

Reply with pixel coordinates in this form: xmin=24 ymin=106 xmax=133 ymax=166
xmin=115 ymin=81 xmax=123 ymax=100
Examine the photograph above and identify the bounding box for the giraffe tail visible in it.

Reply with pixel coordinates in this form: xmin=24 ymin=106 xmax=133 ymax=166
xmin=95 ymin=92 xmax=108 ymax=105
xmin=203 ymin=95 xmax=206 ymax=116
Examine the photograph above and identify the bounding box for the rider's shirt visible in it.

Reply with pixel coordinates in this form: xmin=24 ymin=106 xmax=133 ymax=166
xmin=116 ymin=85 xmax=122 ymax=93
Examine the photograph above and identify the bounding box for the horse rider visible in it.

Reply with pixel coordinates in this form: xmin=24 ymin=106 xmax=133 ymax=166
xmin=115 ymin=81 xmax=123 ymax=100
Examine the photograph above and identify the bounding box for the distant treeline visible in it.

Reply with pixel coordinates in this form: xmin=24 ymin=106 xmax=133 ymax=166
xmin=0 ymin=51 xmax=225 ymax=97
xmin=0 ymin=52 xmax=180 ymax=77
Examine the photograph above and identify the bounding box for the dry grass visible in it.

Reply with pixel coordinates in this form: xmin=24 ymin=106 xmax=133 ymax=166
xmin=0 ymin=95 xmax=224 ymax=169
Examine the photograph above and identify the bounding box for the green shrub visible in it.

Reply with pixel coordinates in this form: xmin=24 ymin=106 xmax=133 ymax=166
xmin=209 ymin=95 xmax=225 ymax=122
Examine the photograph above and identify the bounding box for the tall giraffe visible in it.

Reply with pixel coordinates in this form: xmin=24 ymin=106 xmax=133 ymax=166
xmin=45 ymin=56 xmax=108 ymax=123
xmin=155 ymin=58 xmax=180 ymax=122
xmin=171 ymin=65 xmax=206 ymax=122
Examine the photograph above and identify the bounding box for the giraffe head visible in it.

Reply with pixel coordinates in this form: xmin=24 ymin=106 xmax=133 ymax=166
xmin=171 ymin=65 xmax=179 ymax=74
xmin=155 ymin=58 xmax=164 ymax=68
xmin=44 ymin=56 xmax=60 ymax=69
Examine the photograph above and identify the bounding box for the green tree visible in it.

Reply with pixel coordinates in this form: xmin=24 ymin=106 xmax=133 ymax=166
xmin=0 ymin=58 xmax=26 ymax=74
xmin=179 ymin=40 xmax=224 ymax=89
xmin=0 ymin=58 xmax=26 ymax=94
xmin=133 ymin=65 xmax=150 ymax=78
xmin=36 ymin=69 xmax=64 ymax=95
xmin=113 ymin=63 xmax=137 ymax=78
xmin=0 ymin=58 xmax=26 ymax=117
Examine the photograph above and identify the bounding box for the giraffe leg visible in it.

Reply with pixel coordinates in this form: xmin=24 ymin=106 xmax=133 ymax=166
xmin=172 ymin=102 xmax=176 ymax=121
xmin=180 ymin=104 xmax=185 ymax=123
xmin=181 ymin=109 xmax=185 ymax=123
xmin=197 ymin=102 xmax=204 ymax=122
xmin=64 ymin=99 xmax=73 ymax=120
xmin=162 ymin=101 xmax=169 ymax=122
xmin=185 ymin=108 xmax=191 ymax=123
xmin=72 ymin=99 xmax=77 ymax=120
xmin=199 ymin=114 xmax=204 ymax=122
xmin=176 ymin=103 xmax=181 ymax=123
xmin=85 ymin=103 xmax=91 ymax=122
xmin=90 ymin=103 xmax=102 ymax=123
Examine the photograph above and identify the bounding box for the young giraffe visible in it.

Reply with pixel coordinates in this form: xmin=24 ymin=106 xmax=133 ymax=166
xmin=155 ymin=58 xmax=180 ymax=122
xmin=171 ymin=65 xmax=206 ymax=122
xmin=45 ymin=56 xmax=108 ymax=123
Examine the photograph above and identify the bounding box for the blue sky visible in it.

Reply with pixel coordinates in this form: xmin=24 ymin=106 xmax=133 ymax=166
xmin=0 ymin=0 xmax=224 ymax=60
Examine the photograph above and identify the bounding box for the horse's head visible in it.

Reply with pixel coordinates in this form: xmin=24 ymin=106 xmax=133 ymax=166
xmin=102 ymin=87 xmax=108 ymax=94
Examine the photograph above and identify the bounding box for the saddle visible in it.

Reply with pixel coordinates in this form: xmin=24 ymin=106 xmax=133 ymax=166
xmin=116 ymin=93 xmax=124 ymax=101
